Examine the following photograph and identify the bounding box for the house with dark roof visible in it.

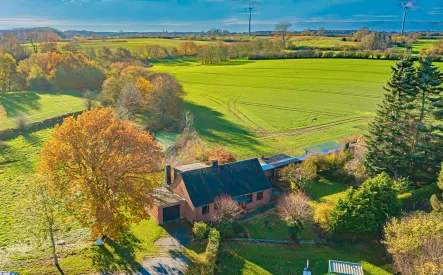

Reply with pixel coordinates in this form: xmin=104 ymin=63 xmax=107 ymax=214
xmin=148 ymin=158 xmax=273 ymax=224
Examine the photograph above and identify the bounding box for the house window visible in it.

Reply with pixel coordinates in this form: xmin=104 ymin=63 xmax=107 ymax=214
xmin=202 ymin=205 xmax=209 ymax=215
xmin=246 ymin=194 xmax=253 ymax=204
xmin=257 ymin=191 xmax=264 ymax=201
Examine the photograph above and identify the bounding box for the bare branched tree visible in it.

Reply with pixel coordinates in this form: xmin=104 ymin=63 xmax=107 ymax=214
xmin=274 ymin=21 xmax=292 ymax=46
xmin=116 ymin=82 xmax=144 ymax=120
xmin=211 ymin=195 xmax=243 ymax=225
xmin=277 ymin=192 xmax=311 ymax=241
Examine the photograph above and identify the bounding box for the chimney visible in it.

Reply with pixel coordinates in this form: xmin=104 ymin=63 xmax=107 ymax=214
xmin=211 ymin=159 xmax=219 ymax=167
xmin=165 ymin=164 xmax=172 ymax=186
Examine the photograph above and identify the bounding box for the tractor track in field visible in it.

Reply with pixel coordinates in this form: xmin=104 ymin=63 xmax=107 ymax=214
xmin=261 ymin=116 xmax=372 ymax=137
xmin=197 ymin=93 xmax=265 ymax=133
xmin=230 ymin=96 xmax=266 ymax=134
xmin=196 ymin=93 xmax=371 ymax=138
xmin=235 ymin=100 xmax=345 ymax=118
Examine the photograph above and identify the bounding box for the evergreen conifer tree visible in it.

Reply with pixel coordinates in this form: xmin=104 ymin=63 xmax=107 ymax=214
xmin=365 ymin=57 xmax=418 ymax=178
xmin=411 ymin=58 xmax=443 ymax=182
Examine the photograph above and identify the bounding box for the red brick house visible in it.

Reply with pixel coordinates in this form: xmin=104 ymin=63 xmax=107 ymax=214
xmin=149 ymin=158 xmax=273 ymax=224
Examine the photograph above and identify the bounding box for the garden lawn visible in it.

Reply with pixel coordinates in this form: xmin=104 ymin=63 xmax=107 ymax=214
xmin=0 ymin=91 xmax=86 ymax=131
xmin=240 ymin=211 xmax=320 ymax=241
xmin=217 ymin=242 xmax=391 ymax=275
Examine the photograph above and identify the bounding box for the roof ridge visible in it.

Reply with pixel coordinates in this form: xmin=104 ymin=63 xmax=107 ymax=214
xmin=181 ymin=158 xmax=259 ymax=175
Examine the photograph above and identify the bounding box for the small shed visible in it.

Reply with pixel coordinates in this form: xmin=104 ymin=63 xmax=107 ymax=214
xmin=328 ymin=260 xmax=364 ymax=275
xmin=303 ymin=141 xmax=344 ymax=155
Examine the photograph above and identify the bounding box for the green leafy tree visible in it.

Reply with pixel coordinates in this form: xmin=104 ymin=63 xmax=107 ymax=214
xmin=329 ymin=173 xmax=401 ymax=234
xmin=365 ymin=58 xmax=418 ymax=179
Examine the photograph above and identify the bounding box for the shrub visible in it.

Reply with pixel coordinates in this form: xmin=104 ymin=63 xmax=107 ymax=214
xmin=400 ymin=183 xmax=440 ymax=211
xmin=322 ymin=51 xmax=334 ymax=58
xmin=329 ymin=173 xmax=401 ymax=235
xmin=205 ymin=228 xmax=221 ymax=274
xmin=217 ymin=222 xmax=234 ymax=238
xmin=208 ymin=147 xmax=236 ymax=164
xmin=384 ymin=212 xmax=443 ymax=275
xmin=15 ymin=115 xmax=28 ymax=132
xmin=317 ymin=150 xmax=350 ymax=175
xmin=313 ymin=202 xmax=334 ymax=234
xmin=193 ymin=222 xmax=208 ymax=242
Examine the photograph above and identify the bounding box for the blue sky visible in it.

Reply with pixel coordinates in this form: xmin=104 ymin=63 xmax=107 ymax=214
xmin=0 ymin=0 xmax=442 ymax=32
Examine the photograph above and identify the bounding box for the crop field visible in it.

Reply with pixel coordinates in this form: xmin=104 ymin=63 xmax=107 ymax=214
xmin=0 ymin=91 xmax=86 ymax=131
xmin=288 ymin=36 xmax=360 ymax=49
xmin=54 ymin=38 xmax=210 ymax=50
xmin=394 ymin=39 xmax=438 ymax=55
xmin=156 ymin=58 xmax=422 ymax=158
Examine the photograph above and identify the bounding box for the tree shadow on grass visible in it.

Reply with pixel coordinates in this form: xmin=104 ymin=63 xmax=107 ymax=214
xmin=90 ymin=231 xmax=148 ymax=274
xmin=0 ymin=90 xmax=85 ymax=118
xmin=151 ymin=57 xmax=197 ymax=67
xmin=0 ymin=91 xmax=41 ymax=117
xmin=183 ymin=101 xmax=264 ymax=155
xmin=208 ymin=59 xmax=255 ymax=66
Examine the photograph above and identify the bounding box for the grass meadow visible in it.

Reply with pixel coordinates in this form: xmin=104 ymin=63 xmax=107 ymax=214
xmin=43 ymin=38 xmax=210 ymax=51
xmin=155 ymin=58 xmax=405 ymax=158
xmin=0 ymin=91 xmax=86 ymax=131
xmin=288 ymin=36 xmax=360 ymax=49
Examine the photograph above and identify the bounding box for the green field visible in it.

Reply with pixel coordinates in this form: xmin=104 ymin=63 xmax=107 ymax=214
xmin=155 ymin=58 xmax=403 ymax=158
xmin=44 ymin=38 xmax=210 ymax=51
xmin=288 ymin=36 xmax=360 ymax=49
xmin=0 ymin=91 xmax=87 ymax=131
xmin=395 ymin=39 xmax=437 ymax=55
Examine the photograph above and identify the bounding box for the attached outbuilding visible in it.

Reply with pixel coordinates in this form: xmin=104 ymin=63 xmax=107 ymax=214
xmin=148 ymin=187 xmax=186 ymax=224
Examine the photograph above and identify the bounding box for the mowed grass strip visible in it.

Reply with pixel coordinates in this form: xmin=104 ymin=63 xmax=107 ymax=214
xmin=0 ymin=91 xmax=86 ymax=131
xmin=217 ymin=242 xmax=391 ymax=275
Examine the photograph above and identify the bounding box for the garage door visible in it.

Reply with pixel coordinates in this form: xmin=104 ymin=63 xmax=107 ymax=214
xmin=163 ymin=205 xmax=180 ymax=223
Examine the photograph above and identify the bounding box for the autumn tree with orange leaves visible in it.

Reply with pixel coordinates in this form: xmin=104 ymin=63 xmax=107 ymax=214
xmin=208 ymin=147 xmax=236 ymax=164
xmin=38 ymin=108 xmax=163 ymax=239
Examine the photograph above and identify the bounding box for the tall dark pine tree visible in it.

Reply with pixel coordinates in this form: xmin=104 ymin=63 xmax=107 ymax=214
xmin=411 ymin=58 xmax=443 ymax=183
xmin=365 ymin=58 xmax=418 ymax=178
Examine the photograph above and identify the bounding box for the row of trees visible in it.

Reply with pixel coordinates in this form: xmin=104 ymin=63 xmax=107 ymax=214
xmin=198 ymin=39 xmax=285 ymax=64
